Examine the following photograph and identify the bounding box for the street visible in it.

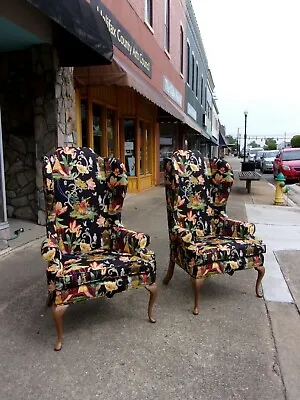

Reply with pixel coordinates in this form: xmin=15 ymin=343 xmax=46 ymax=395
xmin=0 ymin=157 xmax=300 ymax=400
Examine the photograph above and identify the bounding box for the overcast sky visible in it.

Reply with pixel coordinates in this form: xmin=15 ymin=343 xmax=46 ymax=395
xmin=191 ymin=0 xmax=300 ymax=141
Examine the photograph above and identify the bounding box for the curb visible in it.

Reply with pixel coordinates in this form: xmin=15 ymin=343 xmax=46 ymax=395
xmin=0 ymin=235 xmax=45 ymax=259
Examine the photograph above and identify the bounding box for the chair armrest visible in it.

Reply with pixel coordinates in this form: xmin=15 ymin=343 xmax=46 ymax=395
xmin=41 ymin=235 xmax=62 ymax=270
xmin=214 ymin=215 xmax=256 ymax=239
xmin=111 ymin=226 xmax=150 ymax=255
xmin=171 ymin=225 xmax=195 ymax=244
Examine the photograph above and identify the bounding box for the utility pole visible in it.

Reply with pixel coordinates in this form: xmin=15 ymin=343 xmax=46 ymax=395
xmin=243 ymin=111 xmax=248 ymax=162
xmin=284 ymin=132 xmax=286 ymax=148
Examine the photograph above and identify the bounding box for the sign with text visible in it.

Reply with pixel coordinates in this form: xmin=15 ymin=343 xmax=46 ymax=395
xmin=187 ymin=103 xmax=197 ymax=121
xmin=91 ymin=0 xmax=152 ymax=77
xmin=163 ymin=76 xmax=183 ymax=107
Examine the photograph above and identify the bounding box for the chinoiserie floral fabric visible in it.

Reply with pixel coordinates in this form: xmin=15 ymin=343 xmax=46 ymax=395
xmin=164 ymin=150 xmax=266 ymax=278
xmin=41 ymin=147 xmax=156 ymax=305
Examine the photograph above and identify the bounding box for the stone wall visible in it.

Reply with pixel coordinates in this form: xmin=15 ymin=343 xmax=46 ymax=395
xmin=0 ymin=50 xmax=36 ymax=220
xmin=0 ymin=44 xmax=77 ymax=225
xmin=32 ymin=44 xmax=76 ymax=225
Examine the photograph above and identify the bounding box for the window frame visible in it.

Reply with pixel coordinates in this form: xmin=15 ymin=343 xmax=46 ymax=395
xmin=164 ymin=0 xmax=170 ymax=53
xmin=180 ymin=24 xmax=184 ymax=76
xmin=191 ymin=52 xmax=195 ymax=92
xmin=186 ymin=40 xmax=191 ymax=86
xmin=145 ymin=0 xmax=153 ymax=28
xmin=195 ymin=62 xmax=199 ymax=98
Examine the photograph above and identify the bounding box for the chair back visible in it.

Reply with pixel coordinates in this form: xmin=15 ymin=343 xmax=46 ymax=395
xmin=42 ymin=147 xmax=127 ymax=254
xmin=164 ymin=150 xmax=214 ymax=237
xmin=210 ymin=157 xmax=234 ymax=213
xmin=164 ymin=150 xmax=234 ymax=238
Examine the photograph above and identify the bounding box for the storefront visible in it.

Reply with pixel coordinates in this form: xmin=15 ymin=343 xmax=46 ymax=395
xmin=0 ymin=0 xmax=113 ymax=240
xmin=75 ymin=84 xmax=158 ymax=192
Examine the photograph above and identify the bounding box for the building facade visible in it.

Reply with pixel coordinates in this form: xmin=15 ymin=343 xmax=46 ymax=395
xmin=0 ymin=0 xmax=222 ymax=244
xmin=183 ymin=0 xmax=215 ymax=156
xmin=0 ymin=0 xmax=113 ymax=246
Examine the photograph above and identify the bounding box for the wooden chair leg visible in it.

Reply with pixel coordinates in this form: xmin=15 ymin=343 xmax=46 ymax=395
xmin=163 ymin=258 xmax=175 ymax=285
xmin=51 ymin=304 xmax=69 ymax=351
xmin=255 ymin=265 xmax=265 ymax=298
xmin=145 ymin=282 xmax=158 ymax=323
xmin=191 ymin=277 xmax=206 ymax=315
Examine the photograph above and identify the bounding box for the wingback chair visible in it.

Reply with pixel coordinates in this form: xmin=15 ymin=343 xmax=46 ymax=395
xmin=41 ymin=147 xmax=157 ymax=351
xmin=163 ymin=150 xmax=266 ymax=315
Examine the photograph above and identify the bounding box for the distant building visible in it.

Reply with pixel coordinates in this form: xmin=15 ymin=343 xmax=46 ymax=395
xmin=277 ymin=141 xmax=291 ymax=150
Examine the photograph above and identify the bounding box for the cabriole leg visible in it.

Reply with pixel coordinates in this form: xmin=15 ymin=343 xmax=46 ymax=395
xmin=191 ymin=277 xmax=206 ymax=315
xmin=145 ymin=282 xmax=158 ymax=323
xmin=51 ymin=304 xmax=69 ymax=351
xmin=255 ymin=266 xmax=265 ymax=298
xmin=163 ymin=258 xmax=175 ymax=285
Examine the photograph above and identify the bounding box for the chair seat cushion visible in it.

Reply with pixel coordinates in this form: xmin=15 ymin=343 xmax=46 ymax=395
xmin=187 ymin=235 xmax=266 ymax=267
xmin=55 ymin=249 xmax=155 ymax=292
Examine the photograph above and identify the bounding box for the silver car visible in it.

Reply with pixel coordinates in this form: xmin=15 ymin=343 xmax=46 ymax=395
xmin=260 ymin=150 xmax=278 ymax=173
xmin=248 ymin=148 xmax=263 ymax=164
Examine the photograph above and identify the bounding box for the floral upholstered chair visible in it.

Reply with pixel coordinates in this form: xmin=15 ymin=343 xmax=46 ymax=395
xmin=42 ymin=147 xmax=157 ymax=351
xmin=163 ymin=150 xmax=266 ymax=315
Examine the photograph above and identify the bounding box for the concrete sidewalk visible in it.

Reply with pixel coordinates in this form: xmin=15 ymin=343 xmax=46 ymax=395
xmin=0 ymin=157 xmax=299 ymax=399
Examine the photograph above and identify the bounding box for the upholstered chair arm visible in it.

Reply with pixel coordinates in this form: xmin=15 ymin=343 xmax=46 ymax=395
xmin=41 ymin=235 xmax=63 ymax=271
xmin=171 ymin=225 xmax=195 ymax=244
xmin=110 ymin=226 xmax=151 ymax=255
xmin=214 ymin=215 xmax=256 ymax=239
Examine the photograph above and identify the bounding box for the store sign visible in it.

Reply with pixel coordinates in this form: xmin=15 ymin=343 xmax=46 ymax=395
xmin=91 ymin=0 xmax=152 ymax=77
xmin=163 ymin=76 xmax=182 ymax=107
xmin=187 ymin=103 xmax=197 ymax=121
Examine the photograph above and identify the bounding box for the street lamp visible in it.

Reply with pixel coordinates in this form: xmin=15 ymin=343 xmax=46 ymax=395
xmin=243 ymin=110 xmax=248 ymax=162
xmin=236 ymin=128 xmax=241 ymax=157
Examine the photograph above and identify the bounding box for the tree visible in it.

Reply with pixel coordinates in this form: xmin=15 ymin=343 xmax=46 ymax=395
xmin=225 ymin=135 xmax=236 ymax=144
xmin=225 ymin=135 xmax=237 ymax=152
xmin=248 ymin=140 xmax=259 ymax=148
xmin=265 ymin=138 xmax=277 ymax=150
xmin=291 ymin=135 xmax=300 ymax=148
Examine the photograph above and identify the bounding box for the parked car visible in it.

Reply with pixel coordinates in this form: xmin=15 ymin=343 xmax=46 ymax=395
xmin=254 ymin=150 xmax=264 ymax=169
xmin=273 ymin=148 xmax=300 ymax=181
xmin=248 ymin=147 xmax=264 ymax=167
xmin=260 ymin=150 xmax=278 ymax=173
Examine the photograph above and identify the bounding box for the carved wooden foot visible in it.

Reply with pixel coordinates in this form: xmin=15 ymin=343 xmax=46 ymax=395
xmin=163 ymin=259 xmax=175 ymax=285
xmin=51 ymin=304 xmax=69 ymax=351
xmin=191 ymin=277 xmax=206 ymax=315
xmin=145 ymin=282 xmax=158 ymax=323
xmin=255 ymin=266 xmax=265 ymax=298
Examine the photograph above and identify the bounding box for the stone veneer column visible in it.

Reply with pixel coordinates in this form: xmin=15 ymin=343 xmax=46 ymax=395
xmin=32 ymin=44 xmax=77 ymax=225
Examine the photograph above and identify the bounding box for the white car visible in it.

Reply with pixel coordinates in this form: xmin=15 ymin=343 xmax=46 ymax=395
xmin=260 ymin=150 xmax=278 ymax=173
xmin=248 ymin=148 xmax=264 ymax=166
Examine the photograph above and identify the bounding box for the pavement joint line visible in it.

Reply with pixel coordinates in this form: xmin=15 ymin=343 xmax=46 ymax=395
xmin=256 ymin=222 xmax=300 ymax=227
xmin=245 ymin=205 xmax=295 ymax=304
xmin=273 ymin=252 xmax=300 ymax=314
xmin=264 ymin=301 xmax=288 ymax=398
xmin=0 ymin=236 xmax=44 ymax=260
xmin=261 ymin=251 xmax=294 ymax=304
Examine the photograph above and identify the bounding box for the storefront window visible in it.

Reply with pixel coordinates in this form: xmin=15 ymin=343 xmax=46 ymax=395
xmin=146 ymin=124 xmax=151 ymax=174
xmin=124 ymin=119 xmax=136 ymax=176
xmin=93 ymin=104 xmax=102 ymax=155
xmin=81 ymin=100 xmax=88 ymax=147
xmin=107 ymin=109 xmax=115 ymax=158
xmin=140 ymin=121 xmax=144 ymax=175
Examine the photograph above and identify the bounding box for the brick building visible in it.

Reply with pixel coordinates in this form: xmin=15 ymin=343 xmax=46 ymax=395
xmin=0 ymin=0 xmax=220 ymax=244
